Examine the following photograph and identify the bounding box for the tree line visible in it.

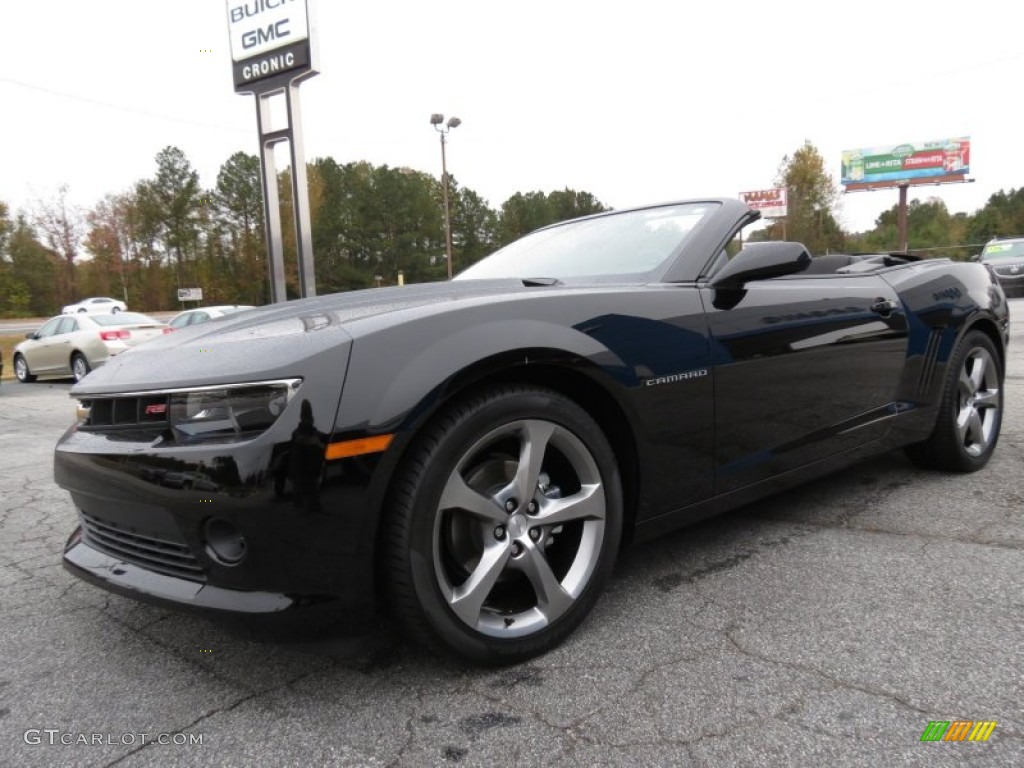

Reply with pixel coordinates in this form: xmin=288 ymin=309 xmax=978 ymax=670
xmin=2 ymin=141 xmax=1023 ymax=318
xmin=0 ymin=147 xmax=608 ymax=317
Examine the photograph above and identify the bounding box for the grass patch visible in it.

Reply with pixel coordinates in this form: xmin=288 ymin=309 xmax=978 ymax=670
xmin=1 ymin=334 xmax=25 ymax=380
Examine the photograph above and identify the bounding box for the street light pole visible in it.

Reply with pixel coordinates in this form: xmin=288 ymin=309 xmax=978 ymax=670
xmin=430 ymin=113 xmax=461 ymax=279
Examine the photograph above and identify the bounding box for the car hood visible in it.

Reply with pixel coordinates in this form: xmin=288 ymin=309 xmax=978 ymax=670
xmin=70 ymin=279 xmax=599 ymax=395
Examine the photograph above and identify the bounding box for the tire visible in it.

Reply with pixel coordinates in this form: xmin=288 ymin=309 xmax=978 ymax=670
xmin=384 ymin=385 xmax=623 ymax=665
xmin=71 ymin=353 xmax=91 ymax=383
xmin=905 ymin=330 xmax=1003 ymax=472
xmin=111 ymin=306 xmax=120 ymax=314
xmin=77 ymin=308 xmax=87 ymax=313
xmin=14 ymin=354 xmax=36 ymax=383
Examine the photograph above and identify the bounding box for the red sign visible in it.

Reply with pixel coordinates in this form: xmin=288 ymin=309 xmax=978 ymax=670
xmin=739 ymin=188 xmax=788 ymax=218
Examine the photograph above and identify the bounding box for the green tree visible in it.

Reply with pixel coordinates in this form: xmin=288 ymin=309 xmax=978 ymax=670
xmin=0 ymin=201 xmax=19 ymax=316
xmin=771 ymin=141 xmax=845 ymax=254
xmin=496 ymin=188 xmax=608 ymax=247
xmin=215 ymin=152 xmax=264 ymax=237
xmin=5 ymin=215 xmax=59 ymax=316
xmin=207 ymin=152 xmax=267 ymax=304
xmin=33 ymin=185 xmax=83 ymax=304
xmin=136 ymin=146 xmax=203 ymax=297
xmin=850 ymin=197 xmax=969 ymax=257
xmin=966 ymin=188 xmax=1024 ymax=244
xmin=83 ymin=194 xmax=136 ymax=304
xmin=308 ymin=157 xmax=366 ymax=291
xmin=0 ymin=200 xmax=10 ymax=254
xmin=450 ymin=186 xmax=497 ymax=272
xmin=547 ymin=188 xmax=608 ymax=223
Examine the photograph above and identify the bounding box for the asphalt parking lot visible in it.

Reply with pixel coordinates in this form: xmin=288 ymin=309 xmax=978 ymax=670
xmin=1 ymin=306 xmax=1022 ymax=767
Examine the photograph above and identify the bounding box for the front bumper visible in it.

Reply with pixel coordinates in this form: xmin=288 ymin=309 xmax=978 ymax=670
xmin=55 ymin=407 xmax=384 ymax=624
xmin=64 ymin=528 xmax=296 ymax=614
xmin=994 ymin=274 xmax=1024 ymax=298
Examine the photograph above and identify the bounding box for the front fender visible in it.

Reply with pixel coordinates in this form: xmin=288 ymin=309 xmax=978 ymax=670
xmin=336 ymin=314 xmax=618 ymax=437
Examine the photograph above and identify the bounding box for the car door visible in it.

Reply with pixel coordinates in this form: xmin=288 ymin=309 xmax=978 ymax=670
xmin=48 ymin=317 xmax=82 ymax=373
xmin=700 ymin=271 xmax=908 ymax=493
xmin=24 ymin=318 xmax=68 ymax=373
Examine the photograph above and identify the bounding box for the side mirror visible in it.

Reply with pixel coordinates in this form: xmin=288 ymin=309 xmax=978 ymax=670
xmin=969 ymin=254 xmax=981 ymax=262
xmin=25 ymin=332 xmax=36 ymax=340
xmin=709 ymin=242 xmax=811 ymax=289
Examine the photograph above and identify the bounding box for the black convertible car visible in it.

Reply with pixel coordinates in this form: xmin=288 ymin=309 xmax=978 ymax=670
xmin=55 ymin=199 xmax=1009 ymax=664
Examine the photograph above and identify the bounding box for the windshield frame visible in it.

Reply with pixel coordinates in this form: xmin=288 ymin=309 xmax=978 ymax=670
xmin=454 ymin=200 xmax=751 ymax=284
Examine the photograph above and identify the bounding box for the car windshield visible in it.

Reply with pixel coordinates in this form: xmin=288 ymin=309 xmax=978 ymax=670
xmin=981 ymin=241 xmax=1024 ymax=260
xmin=455 ymin=203 xmax=717 ymax=281
xmin=91 ymin=313 xmax=159 ymax=326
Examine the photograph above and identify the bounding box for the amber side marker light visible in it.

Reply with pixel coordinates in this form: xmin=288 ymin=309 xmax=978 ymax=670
xmin=326 ymin=434 xmax=394 ymax=460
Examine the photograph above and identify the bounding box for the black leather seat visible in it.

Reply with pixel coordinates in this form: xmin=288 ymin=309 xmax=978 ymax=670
xmin=801 ymin=254 xmax=855 ymax=274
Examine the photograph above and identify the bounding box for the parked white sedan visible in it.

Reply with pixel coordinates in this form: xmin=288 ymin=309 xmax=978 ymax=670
xmin=62 ymin=297 xmax=128 ymax=315
xmin=13 ymin=313 xmax=166 ymax=383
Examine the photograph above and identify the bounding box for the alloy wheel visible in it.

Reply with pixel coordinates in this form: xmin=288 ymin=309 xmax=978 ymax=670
xmin=432 ymin=419 xmax=606 ymax=638
xmin=957 ymin=346 xmax=1000 ymax=457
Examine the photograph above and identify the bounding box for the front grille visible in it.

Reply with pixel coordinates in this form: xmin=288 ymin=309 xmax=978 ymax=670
xmin=80 ymin=512 xmax=206 ymax=583
xmin=993 ymin=264 xmax=1024 ymax=276
xmin=82 ymin=395 xmax=170 ymax=430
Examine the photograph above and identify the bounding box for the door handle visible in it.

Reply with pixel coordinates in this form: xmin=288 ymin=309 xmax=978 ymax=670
xmin=870 ymin=298 xmax=899 ymax=316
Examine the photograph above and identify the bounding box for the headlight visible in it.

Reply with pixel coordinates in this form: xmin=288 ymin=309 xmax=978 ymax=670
xmin=169 ymin=379 xmax=302 ymax=444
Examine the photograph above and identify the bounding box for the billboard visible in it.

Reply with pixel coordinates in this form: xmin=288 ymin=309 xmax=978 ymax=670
xmin=226 ymin=0 xmax=316 ymax=92
xmin=739 ymin=188 xmax=787 ymax=218
xmin=841 ymin=137 xmax=970 ymax=190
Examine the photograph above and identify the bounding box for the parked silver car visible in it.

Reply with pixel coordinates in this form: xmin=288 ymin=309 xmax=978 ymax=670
xmin=13 ymin=313 xmax=166 ymax=383
xmin=166 ymin=305 xmax=254 ymax=330
xmin=980 ymin=237 xmax=1024 ymax=298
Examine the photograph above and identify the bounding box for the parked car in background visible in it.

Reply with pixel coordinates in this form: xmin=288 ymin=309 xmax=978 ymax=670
xmin=62 ymin=297 xmax=128 ymax=315
xmin=166 ymin=305 xmax=255 ymax=331
xmin=14 ymin=312 xmax=165 ymax=383
xmin=979 ymin=237 xmax=1024 ymax=297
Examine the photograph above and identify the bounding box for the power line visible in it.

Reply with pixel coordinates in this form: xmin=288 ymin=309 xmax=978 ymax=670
xmin=0 ymin=77 xmax=248 ymax=135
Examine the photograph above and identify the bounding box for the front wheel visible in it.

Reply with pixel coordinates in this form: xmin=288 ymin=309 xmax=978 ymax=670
xmin=905 ymin=330 xmax=1003 ymax=472
xmin=384 ymin=386 xmax=623 ymax=664
xmin=14 ymin=354 xmax=36 ymax=383
xmin=111 ymin=306 xmax=120 ymax=314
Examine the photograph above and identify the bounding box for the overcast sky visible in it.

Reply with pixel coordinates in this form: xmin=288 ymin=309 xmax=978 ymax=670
xmin=2 ymin=1 xmax=1022 ymax=240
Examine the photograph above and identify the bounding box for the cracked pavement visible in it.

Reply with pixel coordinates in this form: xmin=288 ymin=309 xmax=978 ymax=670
xmin=1 ymin=303 xmax=1022 ymax=767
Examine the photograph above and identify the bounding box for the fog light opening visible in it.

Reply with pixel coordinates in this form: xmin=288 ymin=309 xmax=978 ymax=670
xmin=204 ymin=518 xmax=247 ymax=565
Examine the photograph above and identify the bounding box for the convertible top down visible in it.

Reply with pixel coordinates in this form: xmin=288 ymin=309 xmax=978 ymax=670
xmin=55 ymin=198 xmax=1009 ymax=663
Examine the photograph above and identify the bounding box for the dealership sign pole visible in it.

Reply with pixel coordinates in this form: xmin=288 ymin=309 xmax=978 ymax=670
xmin=840 ymin=137 xmax=973 ymax=254
xmin=226 ymin=0 xmax=318 ymax=302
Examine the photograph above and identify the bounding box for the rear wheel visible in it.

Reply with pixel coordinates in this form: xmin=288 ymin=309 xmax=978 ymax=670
xmin=71 ymin=353 xmax=91 ymax=383
xmin=14 ymin=354 xmax=36 ymax=383
xmin=385 ymin=386 xmax=622 ymax=664
xmin=111 ymin=306 xmax=120 ymax=314
xmin=905 ymin=330 xmax=1002 ymax=472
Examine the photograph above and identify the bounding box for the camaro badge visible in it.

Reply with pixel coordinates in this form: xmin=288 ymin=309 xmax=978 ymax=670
xmin=645 ymin=369 xmax=708 ymax=387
